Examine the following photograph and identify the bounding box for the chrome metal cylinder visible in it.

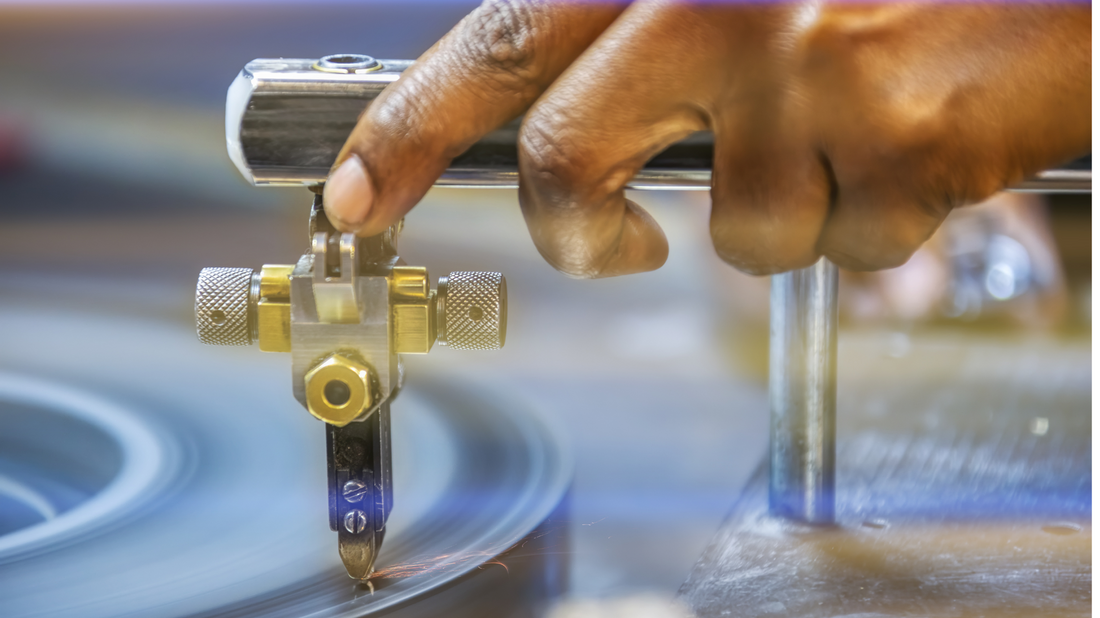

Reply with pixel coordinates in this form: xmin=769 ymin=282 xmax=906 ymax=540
xmin=226 ymin=57 xmax=1091 ymax=193
xmin=769 ymin=257 xmax=838 ymax=524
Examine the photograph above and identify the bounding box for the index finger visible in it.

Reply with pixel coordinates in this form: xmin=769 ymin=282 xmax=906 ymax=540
xmin=323 ymin=0 xmax=628 ymax=236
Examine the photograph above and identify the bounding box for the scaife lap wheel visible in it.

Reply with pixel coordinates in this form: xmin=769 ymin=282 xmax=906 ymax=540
xmin=0 ymin=294 xmax=570 ymax=618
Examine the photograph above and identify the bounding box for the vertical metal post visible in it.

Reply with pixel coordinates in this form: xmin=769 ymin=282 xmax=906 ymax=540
xmin=769 ymin=257 xmax=838 ymax=524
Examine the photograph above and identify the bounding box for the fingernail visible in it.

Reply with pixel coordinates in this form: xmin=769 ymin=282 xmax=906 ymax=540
xmin=324 ymin=154 xmax=373 ymax=231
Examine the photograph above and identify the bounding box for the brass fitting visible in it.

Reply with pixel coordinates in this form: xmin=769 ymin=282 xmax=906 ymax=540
xmin=257 ymin=264 xmax=294 ymax=352
xmin=390 ymin=266 xmax=435 ymax=354
xmin=304 ymin=353 xmax=374 ymax=426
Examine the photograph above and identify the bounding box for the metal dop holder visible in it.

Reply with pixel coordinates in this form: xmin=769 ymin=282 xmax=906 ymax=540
xmin=195 ymin=198 xmax=507 ymax=579
xmin=769 ymin=258 xmax=838 ymax=524
xmin=215 ymin=54 xmax=1092 ymax=547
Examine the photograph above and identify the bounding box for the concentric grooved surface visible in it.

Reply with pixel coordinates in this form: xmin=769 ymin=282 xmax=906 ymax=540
xmin=0 ymin=301 xmax=570 ymax=618
xmin=195 ymin=267 xmax=253 ymax=346
xmin=444 ymin=271 xmax=505 ymax=351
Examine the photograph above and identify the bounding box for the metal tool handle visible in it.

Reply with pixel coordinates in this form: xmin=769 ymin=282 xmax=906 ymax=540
xmin=227 ymin=55 xmax=1091 ymax=192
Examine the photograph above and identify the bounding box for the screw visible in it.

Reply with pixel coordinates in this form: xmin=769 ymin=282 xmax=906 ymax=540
xmin=344 ymin=509 xmax=368 ymax=534
xmin=343 ymin=479 xmax=369 ymax=503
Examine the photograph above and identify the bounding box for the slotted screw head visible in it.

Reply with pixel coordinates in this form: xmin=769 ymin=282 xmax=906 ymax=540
xmin=440 ymin=271 xmax=507 ymax=351
xmin=344 ymin=509 xmax=368 ymax=534
xmin=343 ymin=479 xmax=369 ymax=503
xmin=195 ymin=267 xmax=255 ymax=346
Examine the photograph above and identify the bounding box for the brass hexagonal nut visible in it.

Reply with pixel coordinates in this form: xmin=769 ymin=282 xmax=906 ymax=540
xmin=304 ymin=353 xmax=374 ymax=426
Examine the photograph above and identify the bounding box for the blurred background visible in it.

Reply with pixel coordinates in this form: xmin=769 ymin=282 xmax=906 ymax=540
xmin=0 ymin=2 xmax=1090 ymax=616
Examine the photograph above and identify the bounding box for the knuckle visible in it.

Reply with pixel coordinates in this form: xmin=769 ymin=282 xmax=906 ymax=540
xmin=517 ymin=113 xmax=613 ymax=279
xmin=463 ymin=1 xmax=544 ymax=87
xmin=518 ymin=112 xmax=593 ymax=202
xmin=520 ymin=102 xmax=639 ymax=206
xmin=803 ymin=16 xmax=961 ymax=169
xmin=369 ymin=82 xmax=435 ymax=148
xmin=368 ymin=75 xmax=471 ymax=162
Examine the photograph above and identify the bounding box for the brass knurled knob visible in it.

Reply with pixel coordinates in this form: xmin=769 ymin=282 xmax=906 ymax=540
xmin=437 ymin=271 xmax=507 ymax=351
xmin=195 ymin=267 xmax=256 ymax=346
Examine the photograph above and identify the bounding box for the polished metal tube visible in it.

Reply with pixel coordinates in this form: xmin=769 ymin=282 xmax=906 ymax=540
xmin=430 ymin=167 xmax=1091 ymax=193
xmin=769 ymin=258 xmax=838 ymax=524
xmin=226 ymin=57 xmax=1092 ymax=193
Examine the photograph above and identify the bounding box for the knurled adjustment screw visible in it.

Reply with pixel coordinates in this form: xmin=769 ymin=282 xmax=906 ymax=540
xmin=195 ymin=267 xmax=257 ymax=346
xmin=436 ymin=271 xmax=507 ymax=351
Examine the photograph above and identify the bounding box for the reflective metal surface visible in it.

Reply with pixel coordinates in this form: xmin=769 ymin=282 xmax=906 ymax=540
xmin=197 ymin=193 xmax=511 ymax=578
xmin=768 ymin=258 xmax=838 ymax=524
xmin=304 ymin=353 xmax=375 ymax=426
xmin=226 ymin=57 xmax=1092 ymax=193
xmin=437 ymin=271 xmax=507 ymax=351
xmin=314 ymin=53 xmax=382 ymax=74
xmin=432 ymin=168 xmax=1093 ymax=193
xmin=681 ymin=331 xmax=1090 ymax=617
xmin=195 ymin=267 xmax=256 ymax=346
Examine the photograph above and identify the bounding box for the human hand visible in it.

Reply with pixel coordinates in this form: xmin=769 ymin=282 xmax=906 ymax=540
xmin=323 ymin=1 xmax=1090 ymax=277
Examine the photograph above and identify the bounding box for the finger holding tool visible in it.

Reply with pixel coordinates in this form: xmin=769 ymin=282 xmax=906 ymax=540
xmin=213 ymin=48 xmax=1090 ymax=578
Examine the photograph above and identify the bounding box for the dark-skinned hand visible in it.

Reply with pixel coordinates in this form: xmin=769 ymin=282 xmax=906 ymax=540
xmin=323 ymin=0 xmax=1090 ymax=277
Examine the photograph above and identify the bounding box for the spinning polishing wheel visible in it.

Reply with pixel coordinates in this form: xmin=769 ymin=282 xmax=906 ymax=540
xmin=0 ymin=284 xmax=570 ymax=618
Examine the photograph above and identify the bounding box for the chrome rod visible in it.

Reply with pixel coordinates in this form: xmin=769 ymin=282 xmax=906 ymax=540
xmin=251 ymin=166 xmax=1090 ymax=193
xmin=228 ymin=58 xmax=1092 ymax=194
xmin=424 ymin=168 xmax=1089 ymax=193
xmin=769 ymin=258 xmax=838 ymax=524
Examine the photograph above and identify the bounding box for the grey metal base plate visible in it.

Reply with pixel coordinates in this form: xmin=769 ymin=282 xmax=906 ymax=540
xmin=679 ymin=332 xmax=1090 ymax=617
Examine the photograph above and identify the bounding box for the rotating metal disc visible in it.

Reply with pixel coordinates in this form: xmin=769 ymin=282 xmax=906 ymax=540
xmin=0 ymin=290 xmax=570 ymax=617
